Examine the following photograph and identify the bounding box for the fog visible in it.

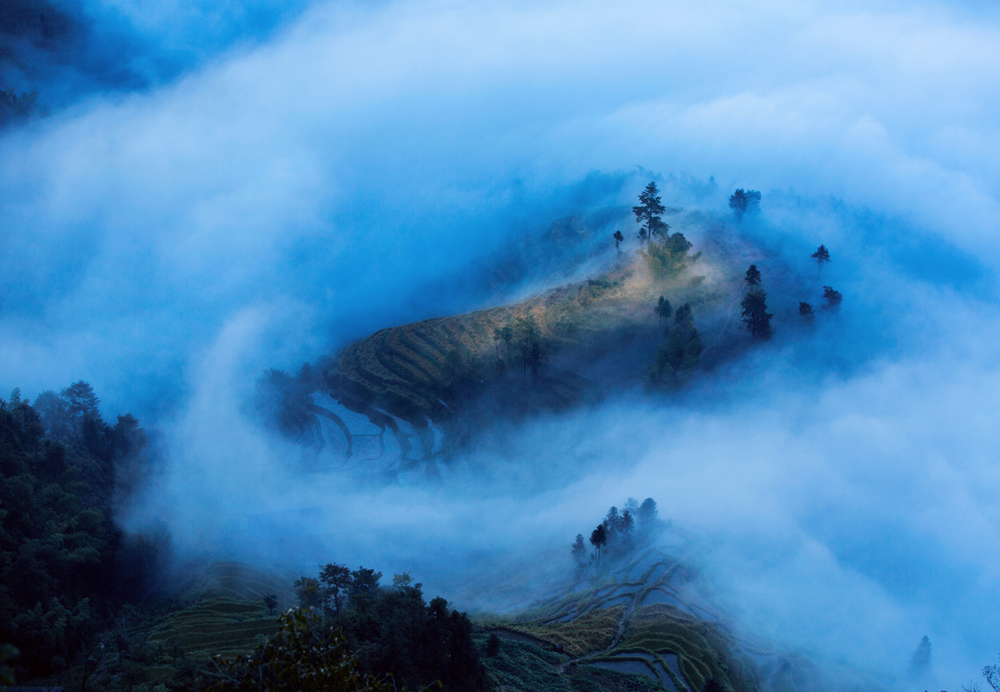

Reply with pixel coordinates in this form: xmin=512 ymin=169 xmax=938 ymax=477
xmin=3 ymin=0 xmax=1000 ymax=689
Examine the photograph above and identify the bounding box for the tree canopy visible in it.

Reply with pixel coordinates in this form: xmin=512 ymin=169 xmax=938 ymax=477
xmin=741 ymin=288 xmax=773 ymax=340
xmin=613 ymin=229 xmax=624 ymax=250
xmin=728 ymin=189 xmax=761 ymax=217
xmin=655 ymin=295 xmax=672 ymax=322
xmin=633 ymin=181 xmax=667 ymax=242
xmin=822 ymin=285 xmax=843 ymax=309
xmin=648 ymin=303 xmax=702 ymax=387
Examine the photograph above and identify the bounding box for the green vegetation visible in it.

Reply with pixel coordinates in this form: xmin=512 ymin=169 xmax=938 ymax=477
xmin=740 ymin=265 xmax=773 ymax=340
xmin=480 ymin=538 xmax=771 ymax=692
xmin=822 ymin=286 xmax=843 ymax=309
xmin=288 ymin=563 xmax=487 ymax=691
xmin=638 ymin=231 xmax=695 ymax=280
xmin=147 ymin=598 xmax=278 ymax=661
xmin=324 ymin=247 xmax=725 ymax=442
xmin=654 ymin=296 xmax=672 ymax=322
xmin=648 ymin=303 xmax=703 ymax=387
xmin=728 ymin=189 xmax=761 ymax=218
xmin=210 ymin=609 xmax=399 ymax=692
xmin=811 ymin=244 xmax=831 ymax=270
xmin=633 ymin=181 xmax=668 ymax=243
xmin=0 ymin=382 xmax=161 ymax=683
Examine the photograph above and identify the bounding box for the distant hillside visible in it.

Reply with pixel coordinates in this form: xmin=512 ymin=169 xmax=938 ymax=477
xmin=475 ymin=547 xmax=789 ymax=692
xmin=311 ymin=239 xmax=743 ymax=460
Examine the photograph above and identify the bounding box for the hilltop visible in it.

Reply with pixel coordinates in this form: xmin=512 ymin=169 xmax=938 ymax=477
xmin=256 ymin=222 xmax=759 ymax=468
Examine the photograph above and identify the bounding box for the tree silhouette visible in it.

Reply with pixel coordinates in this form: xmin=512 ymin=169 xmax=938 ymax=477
xmin=822 ymin=286 xmax=843 ymax=309
xmin=744 ymin=264 xmax=762 ymax=289
xmin=655 ymin=296 xmax=672 ymax=322
xmin=799 ymin=302 xmax=815 ymax=321
xmin=589 ymin=524 xmax=608 ymax=565
xmin=812 ymin=244 xmax=831 ymax=270
xmin=633 ymin=182 xmax=667 ymax=244
xmin=499 ymin=324 xmax=513 ymax=361
xmin=293 ymin=576 xmax=322 ymax=610
xmin=515 ymin=316 xmax=546 ymax=380
xmin=571 ymin=534 xmax=587 ymax=566
xmin=613 ymin=230 xmax=624 ymax=251
xmin=319 ymin=563 xmax=351 ymax=616
xmin=741 ymin=288 xmax=773 ymax=340
xmin=648 ymin=305 xmax=701 ymax=387
xmin=264 ymin=593 xmax=278 ymax=615
xmin=910 ymin=635 xmax=931 ymax=678
xmin=638 ymin=498 xmax=658 ymax=528
xmin=729 ymin=189 xmax=761 ymax=218
xmin=983 ymin=652 xmax=1000 ymax=691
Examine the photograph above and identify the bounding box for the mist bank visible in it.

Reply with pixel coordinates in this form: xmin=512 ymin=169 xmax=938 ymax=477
xmin=110 ymin=198 xmax=1000 ymax=691
xmin=3 ymin=0 xmax=1000 ymax=417
xmin=3 ymin=0 xmax=1000 ymax=690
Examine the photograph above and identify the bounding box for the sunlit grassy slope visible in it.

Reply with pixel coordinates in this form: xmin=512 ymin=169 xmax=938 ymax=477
xmin=326 ymin=249 xmax=739 ymax=427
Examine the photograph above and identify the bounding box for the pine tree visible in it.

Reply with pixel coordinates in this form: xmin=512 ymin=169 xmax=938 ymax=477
xmin=571 ymin=534 xmax=587 ymax=565
xmin=741 ymin=288 xmax=773 ymax=339
xmin=812 ymin=244 xmax=831 ymax=269
xmin=633 ymin=182 xmax=667 ymax=243
xmin=655 ymin=296 xmax=672 ymax=322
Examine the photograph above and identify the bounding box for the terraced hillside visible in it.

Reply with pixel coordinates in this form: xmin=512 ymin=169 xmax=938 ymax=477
xmin=476 ymin=548 xmax=794 ymax=692
xmin=317 ymin=248 xmax=740 ymax=460
xmin=146 ymin=597 xmax=278 ymax=661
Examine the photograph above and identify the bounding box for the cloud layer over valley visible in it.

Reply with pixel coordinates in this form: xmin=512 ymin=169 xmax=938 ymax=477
xmin=3 ymin=0 xmax=1000 ymax=689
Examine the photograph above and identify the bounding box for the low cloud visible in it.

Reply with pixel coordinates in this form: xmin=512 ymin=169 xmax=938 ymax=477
xmin=3 ymin=0 xmax=1000 ymax=689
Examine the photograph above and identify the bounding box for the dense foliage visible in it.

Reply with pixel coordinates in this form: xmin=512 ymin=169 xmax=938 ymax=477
xmin=211 ymin=609 xmax=400 ymax=692
xmin=573 ymin=498 xmax=661 ymax=571
xmin=0 ymin=384 xmax=159 ymax=680
xmin=292 ymin=566 xmax=487 ymax=692
xmin=648 ymin=303 xmax=702 ymax=388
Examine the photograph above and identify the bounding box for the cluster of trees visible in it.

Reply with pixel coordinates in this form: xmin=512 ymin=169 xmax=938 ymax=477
xmin=211 ymin=609 xmax=399 ymax=692
xmin=739 ymin=245 xmax=844 ymax=342
xmin=629 ymin=182 xmax=698 ymax=279
xmin=0 ymin=383 xmax=161 ymax=682
xmin=572 ymin=498 xmax=660 ymax=569
xmin=648 ymin=300 xmax=703 ymax=388
xmin=492 ymin=315 xmax=547 ymax=380
xmin=798 ymin=245 xmax=842 ymax=321
xmin=288 ymin=564 xmax=486 ymax=691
